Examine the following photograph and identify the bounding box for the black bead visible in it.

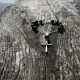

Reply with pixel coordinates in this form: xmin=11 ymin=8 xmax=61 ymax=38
xmin=39 ymin=20 xmax=44 ymax=26
xmin=45 ymin=36 xmax=49 ymax=40
xmin=32 ymin=27 xmax=38 ymax=33
xmin=59 ymin=22 xmax=62 ymax=25
xmin=58 ymin=25 xmax=65 ymax=34
xmin=32 ymin=21 xmax=39 ymax=27
xmin=51 ymin=20 xmax=62 ymax=26
xmin=55 ymin=21 xmax=62 ymax=26
xmin=51 ymin=20 xmax=55 ymax=25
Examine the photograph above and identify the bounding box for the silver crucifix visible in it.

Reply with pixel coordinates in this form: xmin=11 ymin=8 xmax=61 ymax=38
xmin=39 ymin=30 xmax=57 ymax=54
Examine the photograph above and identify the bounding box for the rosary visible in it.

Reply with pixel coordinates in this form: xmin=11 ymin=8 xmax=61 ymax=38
xmin=31 ymin=20 xmax=65 ymax=54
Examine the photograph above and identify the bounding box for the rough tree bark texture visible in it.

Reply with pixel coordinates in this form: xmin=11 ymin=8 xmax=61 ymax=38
xmin=0 ymin=0 xmax=80 ymax=80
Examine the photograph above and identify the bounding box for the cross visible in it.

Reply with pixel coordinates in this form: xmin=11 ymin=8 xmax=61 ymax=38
xmin=40 ymin=31 xmax=58 ymax=54
xmin=42 ymin=40 xmax=52 ymax=54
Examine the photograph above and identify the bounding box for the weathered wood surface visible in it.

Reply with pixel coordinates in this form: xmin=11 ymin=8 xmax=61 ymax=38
xmin=0 ymin=0 xmax=80 ymax=80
